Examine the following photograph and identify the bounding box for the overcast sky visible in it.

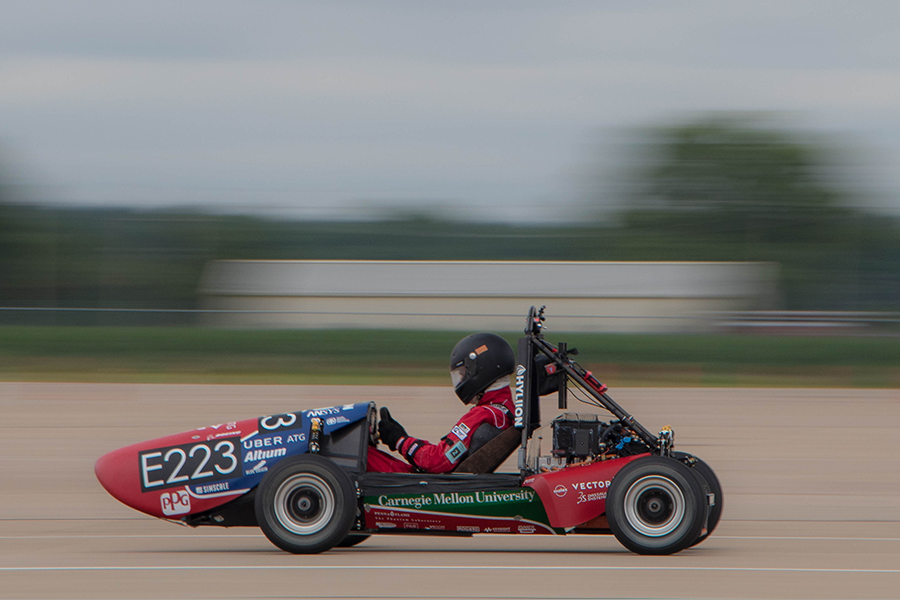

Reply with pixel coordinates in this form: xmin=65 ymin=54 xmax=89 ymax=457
xmin=2 ymin=1 xmax=900 ymax=221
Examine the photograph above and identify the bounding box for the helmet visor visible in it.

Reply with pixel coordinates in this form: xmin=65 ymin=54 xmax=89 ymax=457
xmin=450 ymin=365 xmax=466 ymax=388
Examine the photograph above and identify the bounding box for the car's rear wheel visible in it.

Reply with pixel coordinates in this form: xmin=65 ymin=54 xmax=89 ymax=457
xmin=673 ymin=452 xmax=723 ymax=547
xmin=606 ymin=456 xmax=707 ymax=555
xmin=255 ymin=455 xmax=356 ymax=554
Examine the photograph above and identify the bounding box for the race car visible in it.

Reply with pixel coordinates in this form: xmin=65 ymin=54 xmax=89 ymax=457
xmin=95 ymin=307 xmax=722 ymax=555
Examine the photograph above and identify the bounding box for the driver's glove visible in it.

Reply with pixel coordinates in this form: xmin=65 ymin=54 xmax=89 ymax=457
xmin=378 ymin=407 xmax=408 ymax=451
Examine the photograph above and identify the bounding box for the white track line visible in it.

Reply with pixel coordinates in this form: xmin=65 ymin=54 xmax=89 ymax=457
xmin=0 ymin=566 xmax=898 ymax=574
xmin=2 ymin=534 xmax=899 ymax=541
xmin=0 ymin=535 xmax=260 ymax=539
xmin=715 ymin=535 xmax=900 ymax=542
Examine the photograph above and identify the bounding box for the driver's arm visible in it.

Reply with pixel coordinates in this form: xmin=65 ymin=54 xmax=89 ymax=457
xmin=395 ymin=404 xmax=506 ymax=473
xmin=396 ymin=431 xmax=465 ymax=474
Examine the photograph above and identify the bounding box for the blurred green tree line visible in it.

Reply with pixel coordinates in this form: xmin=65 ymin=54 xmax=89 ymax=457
xmin=2 ymin=116 xmax=899 ymax=324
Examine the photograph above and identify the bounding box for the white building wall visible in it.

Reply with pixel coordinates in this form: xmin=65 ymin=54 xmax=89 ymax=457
xmin=198 ymin=261 xmax=779 ymax=333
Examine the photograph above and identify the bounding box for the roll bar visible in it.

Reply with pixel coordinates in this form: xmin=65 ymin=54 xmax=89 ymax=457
xmin=515 ymin=306 xmax=661 ymax=473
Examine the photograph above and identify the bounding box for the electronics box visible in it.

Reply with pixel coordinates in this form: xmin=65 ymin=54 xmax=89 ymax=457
xmin=551 ymin=412 xmax=606 ymax=458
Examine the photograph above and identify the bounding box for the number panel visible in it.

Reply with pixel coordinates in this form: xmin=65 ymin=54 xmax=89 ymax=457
xmin=258 ymin=412 xmax=304 ymax=433
xmin=139 ymin=440 xmax=240 ymax=492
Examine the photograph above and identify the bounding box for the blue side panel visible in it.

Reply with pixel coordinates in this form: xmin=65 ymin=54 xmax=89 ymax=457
xmin=305 ymin=402 xmax=371 ymax=436
xmin=189 ymin=401 xmax=371 ymax=498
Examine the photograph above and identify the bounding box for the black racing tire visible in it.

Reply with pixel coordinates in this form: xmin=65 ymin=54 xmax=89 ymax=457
xmin=254 ymin=455 xmax=356 ymax=554
xmin=606 ymin=456 xmax=707 ymax=555
xmin=336 ymin=534 xmax=371 ymax=548
xmin=673 ymin=452 xmax=723 ymax=547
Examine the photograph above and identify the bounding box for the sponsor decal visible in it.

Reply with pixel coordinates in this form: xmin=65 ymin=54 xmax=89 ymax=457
xmin=197 ymin=421 xmax=237 ymax=432
xmin=483 ymin=527 xmax=511 ymax=533
xmin=377 ymin=489 xmax=536 ymax=509
xmin=160 ymin=490 xmax=191 ymax=516
xmin=379 ymin=494 xmax=432 ymax=509
xmin=258 ymin=412 xmax=303 ymax=433
xmin=306 ymin=407 xmax=341 ymax=417
xmin=242 ymin=435 xmax=287 ymax=450
xmin=444 ymin=440 xmax=466 ymax=464
xmin=514 ymin=364 xmax=526 ymax=427
xmin=406 ymin=440 xmax=422 ymax=460
xmin=450 ymin=423 xmax=470 ymax=441
xmin=206 ymin=430 xmax=241 ymax=441
xmin=517 ymin=525 xmax=536 ymax=534
xmin=457 ymin=525 xmax=479 ymax=533
xmin=244 ymin=448 xmax=286 ymax=461
xmin=553 ymin=484 xmax=568 ymax=498
xmin=139 ymin=440 xmax=238 ymax=492
xmin=241 ymin=432 xmax=305 ymax=475
xmin=245 ymin=461 xmax=267 ymax=475
xmin=342 ymin=404 xmax=355 ymax=410
xmin=194 ymin=482 xmax=230 ymax=495
xmin=571 ymin=480 xmax=611 ymax=491
xmin=325 ymin=416 xmax=351 ymax=426
xmin=576 ymin=491 xmax=607 ymax=505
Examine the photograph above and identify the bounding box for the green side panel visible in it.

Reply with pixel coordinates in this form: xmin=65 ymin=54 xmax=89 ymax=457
xmin=364 ymin=488 xmax=559 ymax=530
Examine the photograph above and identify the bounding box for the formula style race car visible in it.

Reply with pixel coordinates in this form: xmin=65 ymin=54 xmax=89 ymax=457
xmin=96 ymin=307 xmax=722 ymax=555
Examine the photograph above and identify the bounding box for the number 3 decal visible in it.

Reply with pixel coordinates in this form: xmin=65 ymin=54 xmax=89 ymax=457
xmin=214 ymin=440 xmax=237 ymax=474
xmin=260 ymin=413 xmax=297 ymax=431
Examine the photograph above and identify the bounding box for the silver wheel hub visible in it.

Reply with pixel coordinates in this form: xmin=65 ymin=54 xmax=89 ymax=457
xmin=623 ymin=475 xmax=685 ymax=537
xmin=273 ymin=473 xmax=335 ymax=535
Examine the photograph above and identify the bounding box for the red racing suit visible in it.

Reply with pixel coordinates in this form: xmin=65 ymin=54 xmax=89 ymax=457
xmin=367 ymin=386 xmax=515 ymax=474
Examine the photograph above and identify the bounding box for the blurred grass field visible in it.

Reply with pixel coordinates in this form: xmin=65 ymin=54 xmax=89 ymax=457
xmin=1 ymin=327 xmax=898 ymax=387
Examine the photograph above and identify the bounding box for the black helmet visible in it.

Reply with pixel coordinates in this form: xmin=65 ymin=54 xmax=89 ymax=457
xmin=449 ymin=333 xmax=515 ymax=404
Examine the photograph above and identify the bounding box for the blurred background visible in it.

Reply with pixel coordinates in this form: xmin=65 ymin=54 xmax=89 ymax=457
xmin=1 ymin=1 xmax=898 ymax=386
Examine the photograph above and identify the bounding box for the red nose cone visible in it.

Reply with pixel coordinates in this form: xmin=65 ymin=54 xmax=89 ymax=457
xmin=94 ymin=417 xmax=259 ymax=520
xmin=95 ymin=444 xmax=147 ymax=515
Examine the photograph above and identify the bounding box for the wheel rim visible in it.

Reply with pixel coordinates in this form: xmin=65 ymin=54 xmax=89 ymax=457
xmin=623 ymin=475 xmax=685 ymax=537
xmin=273 ymin=474 xmax=335 ymax=535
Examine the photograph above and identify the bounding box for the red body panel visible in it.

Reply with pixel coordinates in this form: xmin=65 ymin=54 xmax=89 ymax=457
xmin=523 ymin=454 xmax=646 ymax=529
xmin=363 ymin=505 xmax=557 ymax=535
xmin=95 ymin=417 xmax=258 ymax=519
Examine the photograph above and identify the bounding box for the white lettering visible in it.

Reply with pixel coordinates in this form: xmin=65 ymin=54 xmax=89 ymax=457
xmin=378 ymin=495 xmax=433 ymax=510
xmin=260 ymin=413 xmax=297 ymax=431
xmin=570 ymin=480 xmax=612 ymax=491
xmin=243 ymin=436 xmax=283 ymax=450
xmin=576 ymin=491 xmax=606 ymax=505
xmin=243 ymin=448 xmax=287 ymax=462
xmin=307 ymin=407 xmax=340 ymax=417
xmin=514 ymin=365 xmax=526 ymax=427
xmin=196 ymin=482 xmax=230 ymax=494
xmin=141 ymin=452 xmax=164 ymax=488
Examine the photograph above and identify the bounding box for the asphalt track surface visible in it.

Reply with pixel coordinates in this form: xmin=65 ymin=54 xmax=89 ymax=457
xmin=2 ymin=383 xmax=899 ymax=599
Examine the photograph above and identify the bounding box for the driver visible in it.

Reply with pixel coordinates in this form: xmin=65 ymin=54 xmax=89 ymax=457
xmin=366 ymin=333 xmax=516 ymax=473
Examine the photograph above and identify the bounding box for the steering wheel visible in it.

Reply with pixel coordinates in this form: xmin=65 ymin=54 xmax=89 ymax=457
xmin=367 ymin=403 xmax=379 ymax=446
xmin=525 ymin=305 xmax=546 ymax=334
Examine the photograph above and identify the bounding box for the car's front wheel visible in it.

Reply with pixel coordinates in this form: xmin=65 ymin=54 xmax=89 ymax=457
xmin=672 ymin=452 xmax=723 ymax=547
xmin=606 ymin=456 xmax=707 ymax=555
xmin=255 ymin=455 xmax=356 ymax=554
